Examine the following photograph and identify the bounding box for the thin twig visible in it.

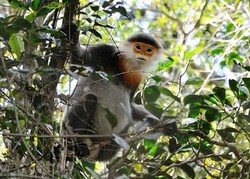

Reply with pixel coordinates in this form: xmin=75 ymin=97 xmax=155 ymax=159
xmin=176 ymin=129 xmax=249 ymax=165
xmin=0 ymin=52 xmax=52 ymax=177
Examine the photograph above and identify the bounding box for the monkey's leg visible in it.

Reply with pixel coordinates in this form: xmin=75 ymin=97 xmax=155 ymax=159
xmin=66 ymin=94 xmax=97 ymax=158
xmin=67 ymin=94 xmax=97 ymax=131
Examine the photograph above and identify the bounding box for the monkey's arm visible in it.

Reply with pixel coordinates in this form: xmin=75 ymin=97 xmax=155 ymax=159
xmin=131 ymin=102 xmax=177 ymax=135
xmin=131 ymin=102 xmax=159 ymax=125
xmin=61 ymin=24 xmax=118 ymax=70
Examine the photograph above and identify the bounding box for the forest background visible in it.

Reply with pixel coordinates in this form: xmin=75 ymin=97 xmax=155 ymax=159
xmin=0 ymin=0 xmax=249 ymax=178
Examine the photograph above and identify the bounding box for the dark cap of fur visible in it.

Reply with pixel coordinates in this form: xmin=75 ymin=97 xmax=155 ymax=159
xmin=126 ymin=33 xmax=162 ymax=49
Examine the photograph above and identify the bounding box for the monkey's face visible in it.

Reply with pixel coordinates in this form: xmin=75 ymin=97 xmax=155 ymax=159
xmin=119 ymin=40 xmax=162 ymax=71
xmin=133 ymin=42 xmax=155 ymax=63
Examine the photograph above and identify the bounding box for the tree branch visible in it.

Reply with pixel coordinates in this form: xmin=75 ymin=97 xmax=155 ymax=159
xmin=176 ymin=129 xmax=249 ymax=166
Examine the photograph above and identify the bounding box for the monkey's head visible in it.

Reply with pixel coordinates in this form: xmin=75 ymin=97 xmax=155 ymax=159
xmin=119 ymin=33 xmax=163 ymax=71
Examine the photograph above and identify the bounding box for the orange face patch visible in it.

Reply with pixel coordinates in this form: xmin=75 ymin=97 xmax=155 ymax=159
xmin=133 ymin=42 xmax=155 ymax=59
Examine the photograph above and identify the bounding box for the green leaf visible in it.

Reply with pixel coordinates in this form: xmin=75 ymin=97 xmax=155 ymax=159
xmin=188 ymin=105 xmax=201 ymax=118
xmin=19 ymin=119 xmax=26 ymax=127
xmin=145 ymin=103 xmax=163 ymax=118
xmin=37 ymin=28 xmax=65 ymax=38
xmin=148 ymin=145 xmax=159 ymax=157
xmin=228 ymin=52 xmax=243 ymax=62
xmin=151 ymin=75 xmax=162 ymax=82
xmin=94 ymin=22 xmax=113 ymax=28
xmin=144 ymin=139 xmax=155 ymax=150
xmin=229 ymin=79 xmax=239 ymax=98
xmin=159 ymin=87 xmax=180 ymax=103
xmin=90 ymin=5 xmax=99 ymax=11
xmin=36 ymin=7 xmax=52 ymax=17
xmin=205 ymin=95 xmax=218 ymax=104
xmin=111 ymin=6 xmax=127 ymax=16
xmin=245 ymin=125 xmax=250 ymax=131
xmin=18 ymin=141 xmax=27 ymax=156
xmin=211 ymin=48 xmax=224 ymax=55
xmin=242 ymin=66 xmax=250 ymax=71
xmin=81 ymin=160 xmax=96 ymax=170
xmin=217 ymin=129 xmax=235 ymax=143
xmin=168 ymin=137 xmax=180 ymax=153
xmin=180 ymin=164 xmax=195 ymax=178
xmin=220 ymin=60 xmax=227 ymax=67
xmin=102 ymin=0 xmax=112 ymax=8
xmin=30 ymin=0 xmax=40 ymax=10
xmin=9 ymin=33 xmax=24 ymax=57
xmin=229 ymin=79 xmax=238 ymax=91
xmin=226 ymin=23 xmax=235 ymax=32
xmin=185 ymin=77 xmax=204 ymax=86
xmin=224 ymin=127 xmax=238 ymax=133
xmin=184 ymin=41 xmax=204 ymax=60
xmin=199 ymin=120 xmax=211 ymax=135
xmin=25 ymin=11 xmax=36 ymax=22
xmin=13 ymin=18 xmax=32 ymax=30
xmin=82 ymin=1 xmax=94 ymax=9
xmin=88 ymin=28 xmax=102 ymax=39
xmin=46 ymin=1 xmax=63 ymax=8
xmin=239 ymin=86 xmax=249 ymax=96
xmin=157 ymin=57 xmax=174 ymax=70
xmin=91 ymin=14 xmax=102 ymax=19
xmin=144 ymin=85 xmax=160 ymax=103
xmin=36 ymin=2 xmax=62 ymax=17
xmin=9 ymin=0 xmax=26 ymax=9
xmin=193 ymin=142 xmax=213 ymax=155
xmin=242 ymin=78 xmax=250 ymax=92
xmin=184 ymin=95 xmax=204 ymax=105
xmin=41 ymin=114 xmax=49 ymax=123
xmin=72 ymin=160 xmax=99 ymax=178
xmin=205 ymin=107 xmax=221 ymax=122
xmin=201 ymin=142 xmax=213 ymax=155
xmin=213 ymin=87 xmax=226 ymax=104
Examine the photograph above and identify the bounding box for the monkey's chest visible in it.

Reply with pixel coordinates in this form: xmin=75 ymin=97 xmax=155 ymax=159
xmin=77 ymin=77 xmax=132 ymax=135
xmin=119 ymin=55 xmax=143 ymax=88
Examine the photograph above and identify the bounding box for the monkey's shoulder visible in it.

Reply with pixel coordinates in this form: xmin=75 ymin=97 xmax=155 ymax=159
xmin=88 ymin=43 xmax=117 ymax=52
xmin=87 ymin=44 xmax=119 ymax=59
xmin=84 ymin=44 xmax=120 ymax=72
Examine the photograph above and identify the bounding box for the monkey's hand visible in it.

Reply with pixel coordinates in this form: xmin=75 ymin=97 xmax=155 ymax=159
xmin=155 ymin=118 xmax=177 ymax=135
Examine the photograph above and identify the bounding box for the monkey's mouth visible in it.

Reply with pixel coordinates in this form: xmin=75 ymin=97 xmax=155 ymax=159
xmin=137 ymin=57 xmax=146 ymax=61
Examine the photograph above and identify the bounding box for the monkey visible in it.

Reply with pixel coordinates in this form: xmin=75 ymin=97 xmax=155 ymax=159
xmin=60 ymin=25 xmax=173 ymax=163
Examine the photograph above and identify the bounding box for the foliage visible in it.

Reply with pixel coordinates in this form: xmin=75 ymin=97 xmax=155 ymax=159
xmin=0 ymin=0 xmax=249 ymax=178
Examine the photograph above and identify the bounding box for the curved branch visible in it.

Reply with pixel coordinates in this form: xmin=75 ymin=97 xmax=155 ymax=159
xmin=176 ymin=129 xmax=249 ymax=166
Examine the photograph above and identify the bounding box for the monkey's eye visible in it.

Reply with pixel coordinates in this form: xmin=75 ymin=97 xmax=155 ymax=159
xmin=146 ymin=48 xmax=153 ymax=52
xmin=135 ymin=45 xmax=142 ymax=50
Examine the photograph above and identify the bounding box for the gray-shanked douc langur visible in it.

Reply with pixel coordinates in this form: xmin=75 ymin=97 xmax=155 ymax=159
xmin=60 ymin=24 xmax=177 ymax=164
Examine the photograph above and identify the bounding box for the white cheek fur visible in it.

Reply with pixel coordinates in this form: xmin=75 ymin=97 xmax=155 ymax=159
xmin=119 ymin=44 xmax=135 ymax=60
